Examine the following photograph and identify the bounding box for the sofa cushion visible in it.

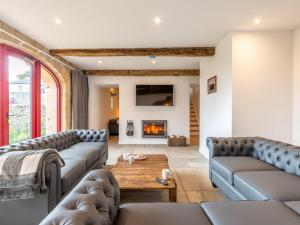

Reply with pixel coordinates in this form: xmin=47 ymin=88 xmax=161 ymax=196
xmin=285 ymin=201 xmax=300 ymax=215
xmin=211 ymin=156 xmax=278 ymax=184
xmin=117 ymin=203 xmax=211 ymax=225
xmin=60 ymin=158 xmax=86 ymax=193
xmin=234 ymin=171 xmax=300 ymax=201
xmin=201 ymin=200 xmax=300 ymax=225
xmin=59 ymin=142 xmax=106 ymax=168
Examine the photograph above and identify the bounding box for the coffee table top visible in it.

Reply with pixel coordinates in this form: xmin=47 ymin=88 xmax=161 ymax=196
xmin=111 ymin=154 xmax=176 ymax=190
xmin=117 ymin=154 xmax=168 ymax=163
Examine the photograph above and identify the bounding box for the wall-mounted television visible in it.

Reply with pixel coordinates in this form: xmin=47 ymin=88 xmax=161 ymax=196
xmin=136 ymin=85 xmax=174 ymax=106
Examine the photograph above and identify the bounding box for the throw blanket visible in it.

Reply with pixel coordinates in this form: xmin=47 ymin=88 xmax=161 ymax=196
xmin=0 ymin=149 xmax=65 ymax=201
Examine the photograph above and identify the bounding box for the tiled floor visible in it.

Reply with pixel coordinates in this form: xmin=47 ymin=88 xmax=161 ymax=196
xmin=107 ymin=137 xmax=224 ymax=203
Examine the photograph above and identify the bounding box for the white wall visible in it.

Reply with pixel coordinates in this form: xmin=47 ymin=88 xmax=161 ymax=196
xmin=199 ymin=34 xmax=233 ymax=157
xmin=293 ymin=28 xmax=300 ymax=145
xmin=89 ymin=85 xmax=102 ymax=129
xmin=89 ymin=76 xmax=198 ymax=144
xmin=199 ymin=31 xmax=294 ymax=158
xmin=232 ymin=32 xmax=293 ymax=143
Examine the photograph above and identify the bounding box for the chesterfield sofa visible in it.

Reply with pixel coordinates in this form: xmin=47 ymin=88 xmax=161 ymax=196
xmin=207 ymin=137 xmax=300 ymax=202
xmin=40 ymin=169 xmax=300 ymax=225
xmin=0 ymin=129 xmax=109 ymax=225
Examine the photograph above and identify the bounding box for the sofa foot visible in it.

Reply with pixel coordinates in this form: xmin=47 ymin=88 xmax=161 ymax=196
xmin=212 ymin=182 xmax=217 ymax=188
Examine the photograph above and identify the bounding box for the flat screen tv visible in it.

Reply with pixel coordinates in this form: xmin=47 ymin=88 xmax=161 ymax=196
xmin=136 ymin=85 xmax=173 ymax=106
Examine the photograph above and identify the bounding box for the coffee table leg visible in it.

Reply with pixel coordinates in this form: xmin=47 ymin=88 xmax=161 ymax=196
xmin=169 ymin=187 xmax=177 ymax=202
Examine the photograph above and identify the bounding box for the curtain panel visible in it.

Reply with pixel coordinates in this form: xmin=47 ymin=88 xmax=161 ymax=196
xmin=71 ymin=70 xmax=89 ymax=129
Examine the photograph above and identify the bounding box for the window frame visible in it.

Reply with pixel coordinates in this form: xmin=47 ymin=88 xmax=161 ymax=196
xmin=0 ymin=44 xmax=61 ymax=146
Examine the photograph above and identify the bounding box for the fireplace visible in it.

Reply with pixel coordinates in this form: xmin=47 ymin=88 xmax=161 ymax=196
xmin=142 ymin=120 xmax=167 ymax=138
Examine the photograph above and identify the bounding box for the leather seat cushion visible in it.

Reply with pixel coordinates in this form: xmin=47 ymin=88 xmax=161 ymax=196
xmin=60 ymin=158 xmax=86 ymax=193
xmin=285 ymin=201 xmax=300 ymax=215
xmin=201 ymin=200 xmax=300 ymax=225
xmin=60 ymin=142 xmax=105 ymax=168
xmin=211 ymin=156 xmax=278 ymax=184
xmin=117 ymin=203 xmax=211 ymax=225
xmin=234 ymin=171 xmax=300 ymax=201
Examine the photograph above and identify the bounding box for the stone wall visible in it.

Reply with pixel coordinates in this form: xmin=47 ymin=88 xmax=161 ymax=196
xmin=0 ymin=20 xmax=77 ymax=130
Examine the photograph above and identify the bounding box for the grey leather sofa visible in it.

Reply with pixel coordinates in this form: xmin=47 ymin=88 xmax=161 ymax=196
xmin=207 ymin=137 xmax=300 ymax=202
xmin=0 ymin=129 xmax=108 ymax=225
xmin=40 ymin=169 xmax=300 ymax=225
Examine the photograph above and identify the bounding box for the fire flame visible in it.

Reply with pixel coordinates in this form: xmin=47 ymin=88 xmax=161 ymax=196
xmin=144 ymin=124 xmax=164 ymax=134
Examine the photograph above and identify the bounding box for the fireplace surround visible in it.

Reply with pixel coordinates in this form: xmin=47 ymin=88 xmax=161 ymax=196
xmin=142 ymin=120 xmax=167 ymax=138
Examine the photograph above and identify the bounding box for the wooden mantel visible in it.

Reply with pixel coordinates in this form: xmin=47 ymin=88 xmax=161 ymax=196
xmin=50 ymin=47 xmax=215 ymax=57
xmin=83 ymin=69 xmax=199 ymax=76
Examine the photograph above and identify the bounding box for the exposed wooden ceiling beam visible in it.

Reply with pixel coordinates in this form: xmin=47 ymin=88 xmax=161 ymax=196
xmin=84 ymin=69 xmax=199 ymax=76
xmin=50 ymin=47 xmax=215 ymax=57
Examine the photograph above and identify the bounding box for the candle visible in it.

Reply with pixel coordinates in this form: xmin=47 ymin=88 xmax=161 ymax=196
xmin=162 ymin=169 xmax=170 ymax=180
xmin=128 ymin=155 xmax=135 ymax=164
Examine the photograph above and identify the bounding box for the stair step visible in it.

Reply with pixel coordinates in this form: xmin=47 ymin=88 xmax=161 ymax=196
xmin=190 ymin=132 xmax=199 ymax=135
xmin=190 ymin=127 xmax=199 ymax=131
xmin=190 ymin=121 xmax=198 ymax=125
xmin=190 ymin=129 xmax=199 ymax=132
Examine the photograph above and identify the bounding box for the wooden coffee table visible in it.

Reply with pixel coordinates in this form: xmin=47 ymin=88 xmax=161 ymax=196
xmin=111 ymin=154 xmax=177 ymax=202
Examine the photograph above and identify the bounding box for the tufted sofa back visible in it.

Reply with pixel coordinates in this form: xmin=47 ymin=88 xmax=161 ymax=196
xmin=207 ymin=137 xmax=300 ymax=176
xmin=76 ymin=130 xmax=108 ymax=142
xmin=207 ymin=137 xmax=256 ymax=158
xmin=0 ymin=129 xmax=108 ymax=154
xmin=39 ymin=169 xmax=120 ymax=225
xmin=253 ymin=139 xmax=300 ymax=176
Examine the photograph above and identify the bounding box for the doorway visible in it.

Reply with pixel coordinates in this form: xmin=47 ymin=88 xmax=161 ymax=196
xmin=190 ymin=84 xmax=199 ymax=146
xmin=89 ymin=85 xmax=119 ymax=143
xmin=0 ymin=44 xmax=61 ymax=146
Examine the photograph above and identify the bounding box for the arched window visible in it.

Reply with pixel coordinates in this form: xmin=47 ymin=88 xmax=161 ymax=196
xmin=41 ymin=65 xmax=61 ymax=136
xmin=0 ymin=44 xmax=61 ymax=145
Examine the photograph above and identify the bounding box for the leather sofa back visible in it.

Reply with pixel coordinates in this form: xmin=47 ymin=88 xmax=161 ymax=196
xmin=253 ymin=139 xmax=300 ymax=176
xmin=207 ymin=137 xmax=300 ymax=176
xmin=77 ymin=130 xmax=108 ymax=142
xmin=39 ymin=169 xmax=120 ymax=225
xmin=0 ymin=129 xmax=108 ymax=154
xmin=207 ymin=137 xmax=256 ymax=158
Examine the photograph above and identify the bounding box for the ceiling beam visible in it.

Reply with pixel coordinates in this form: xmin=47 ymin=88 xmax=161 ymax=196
xmin=50 ymin=47 xmax=215 ymax=57
xmin=83 ymin=69 xmax=199 ymax=76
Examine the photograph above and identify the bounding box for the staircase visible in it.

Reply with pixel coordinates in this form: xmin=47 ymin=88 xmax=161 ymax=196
xmin=190 ymin=100 xmax=199 ymax=145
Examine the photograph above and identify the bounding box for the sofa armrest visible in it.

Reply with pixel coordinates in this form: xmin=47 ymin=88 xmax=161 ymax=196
xmin=0 ymin=151 xmax=62 ymax=225
xmin=207 ymin=137 xmax=256 ymax=158
xmin=39 ymin=169 xmax=120 ymax=225
xmin=76 ymin=129 xmax=109 ymax=142
xmin=43 ymin=154 xmax=62 ymax=211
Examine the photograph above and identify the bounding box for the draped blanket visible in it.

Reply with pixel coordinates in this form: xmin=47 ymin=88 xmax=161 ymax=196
xmin=0 ymin=149 xmax=65 ymax=201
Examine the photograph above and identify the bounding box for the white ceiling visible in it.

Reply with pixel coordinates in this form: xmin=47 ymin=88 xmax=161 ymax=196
xmin=0 ymin=0 xmax=299 ymax=69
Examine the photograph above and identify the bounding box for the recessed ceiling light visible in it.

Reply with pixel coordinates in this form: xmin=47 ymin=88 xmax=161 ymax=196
xmin=253 ymin=17 xmax=262 ymax=25
xmin=54 ymin=18 xmax=62 ymax=25
xmin=97 ymin=60 xmax=102 ymax=64
xmin=153 ymin=16 xmax=161 ymax=25
xmin=151 ymin=59 xmax=156 ymax=64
